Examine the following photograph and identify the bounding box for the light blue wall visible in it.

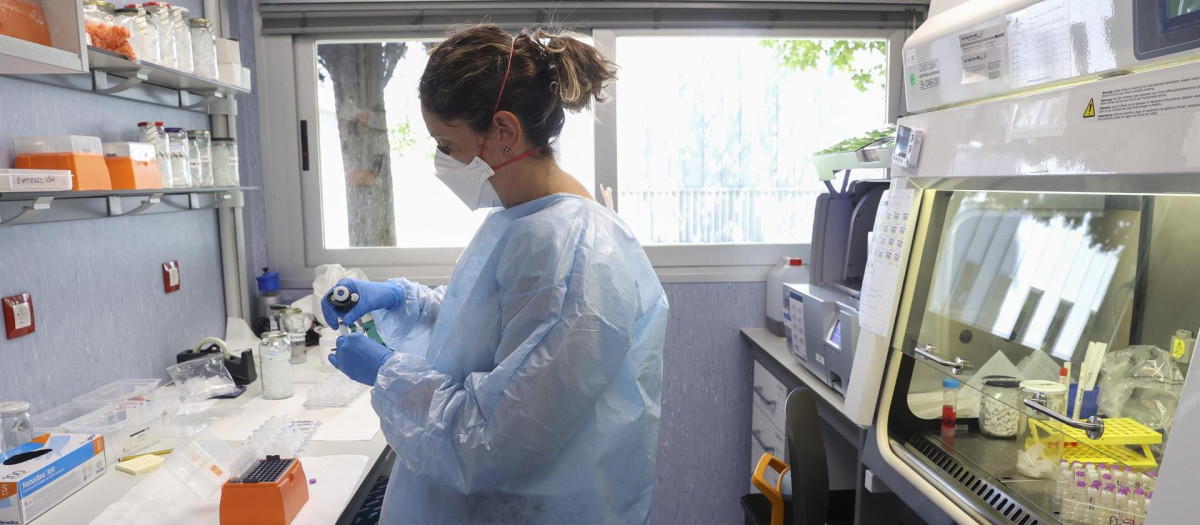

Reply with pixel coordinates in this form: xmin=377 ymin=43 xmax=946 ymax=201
xmin=0 ymin=0 xmax=226 ymax=413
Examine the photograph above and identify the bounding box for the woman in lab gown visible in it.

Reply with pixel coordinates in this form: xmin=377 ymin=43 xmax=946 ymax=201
xmin=321 ymin=24 xmax=669 ymax=525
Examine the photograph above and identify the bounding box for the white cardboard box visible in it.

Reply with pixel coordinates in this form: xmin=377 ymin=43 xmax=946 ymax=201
xmin=216 ymin=38 xmax=241 ymax=66
xmin=218 ymin=63 xmax=241 ymax=87
xmin=0 ymin=433 xmax=107 ymax=524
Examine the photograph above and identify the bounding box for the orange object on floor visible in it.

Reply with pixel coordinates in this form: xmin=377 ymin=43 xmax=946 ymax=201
xmin=16 ymin=153 xmax=112 ymax=191
xmin=104 ymin=143 xmax=162 ymax=190
xmin=220 ymin=457 xmax=310 ymax=525
xmin=0 ymin=0 xmax=52 ymax=47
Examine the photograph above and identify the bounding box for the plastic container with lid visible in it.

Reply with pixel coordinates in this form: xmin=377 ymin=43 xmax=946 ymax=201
xmin=13 ymin=135 xmax=112 ymax=191
xmin=941 ymin=378 xmax=959 ymax=437
xmin=187 ymin=130 xmax=213 ymax=187
xmin=115 ymin=6 xmax=158 ymax=64
xmin=142 ymin=2 xmax=174 ymax=68
xmin=29 ymin=402 xmax=110 ymax=435
xmin=1017 ymin=379 xmax=1069 ymax=479
xmin=165 ymin=127 xmax=192 ymax=187
xmin=766 ymin=257 xmax=806 ymax=336
xmin=72 ymin=378 xmax=161 ymax=406
xmin=212 ymin=138 xmax=239 ymax=186
xmin=0 ymin=169 xmax=73 ymax=192
xmin=104 ymin=142 xmax=162 ymax=190
xmin=0 ymin=401 xmax=32 ymax=452
xmin=169 ymin=5 xmax=192 ymax=73
xmin=63 ymin=398 xmax=176 ymax=464
xmin=0 ymin=0 xmax=52 ymax=47
xmin=979 ymin=375 xmax=1020 ymax=438
xmin=188 ymin=18 xmax=217 ymax=79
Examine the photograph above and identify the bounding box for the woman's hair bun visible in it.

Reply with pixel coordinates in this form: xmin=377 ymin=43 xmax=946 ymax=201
xmin=528 ymin=29 xmax=617 ymax=112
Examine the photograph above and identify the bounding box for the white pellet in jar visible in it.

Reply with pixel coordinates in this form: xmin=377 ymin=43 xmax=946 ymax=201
xmin=979 ymin=375 xmax=1020 ymax=438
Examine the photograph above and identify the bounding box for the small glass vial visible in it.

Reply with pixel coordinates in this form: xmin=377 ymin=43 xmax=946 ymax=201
xmin=941 ymin=377 xmax=958 ymax=437
xmin=187 ymin=130 xmax=213 ymax=187
xmin=170 ymin=5 xmax=193 ymax=73
xmin=164 ymin=127 xmax=191 ymax=187
xmin=280 ymin=307 xmax=308 ymax=363
xmin=259 ymin=331 xmax=294 ymax=400
xmin=143 ymin=2 xmax=175 ymax=68
xmin=0 ymin=401 xmax=33 ymax=452
xmin=188 ymin=18 xmax=218 ymax=79
xmin=211 ymin=138 xmax=239 ymax=186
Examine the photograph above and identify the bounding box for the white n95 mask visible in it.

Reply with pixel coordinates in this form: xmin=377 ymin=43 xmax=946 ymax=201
xmin=434 ymin=149 xmax=504 ymax=210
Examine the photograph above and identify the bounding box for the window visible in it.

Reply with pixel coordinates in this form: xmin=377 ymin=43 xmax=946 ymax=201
xmin=613 ymin=36 xmax=889 ymax=244
xmin=314 ymin=40 xmax=594 ymax=250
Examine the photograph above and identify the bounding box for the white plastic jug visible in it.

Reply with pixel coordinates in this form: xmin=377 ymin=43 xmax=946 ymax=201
xmin=766 ymin=256 xmax=806 ymax=336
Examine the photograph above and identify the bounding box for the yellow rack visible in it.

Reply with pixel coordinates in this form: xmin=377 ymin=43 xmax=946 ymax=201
xmin=1027 ymin=417 xmax=1162 ymax=469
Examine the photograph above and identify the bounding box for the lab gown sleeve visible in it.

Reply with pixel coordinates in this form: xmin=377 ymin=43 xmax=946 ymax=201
xmin=373 ymin=278 xmax=446 ymax=358
xmin=370 ymin=213 xmax=640 ymax=494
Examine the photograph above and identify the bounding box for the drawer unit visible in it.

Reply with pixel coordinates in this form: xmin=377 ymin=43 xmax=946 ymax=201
xmin=752 ymin=362 xmax=788 ymax=430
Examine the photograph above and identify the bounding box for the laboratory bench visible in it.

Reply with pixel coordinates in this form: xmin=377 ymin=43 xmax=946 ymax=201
xmin=742 ymin=327 xmax=940 ymax=525
xmin=36 ymin=351 xmax=390 ymax=525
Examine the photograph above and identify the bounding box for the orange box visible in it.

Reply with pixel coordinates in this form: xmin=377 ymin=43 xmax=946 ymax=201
xmin=0 ymin=0 xmax=52 ymax=47
xmin=220 ymin=458 xmax=309 ymax=525
xmin=13 ymin=136 xmax=112 ymax=191
xmin=103 ymin=142 xmax=162 ymax=190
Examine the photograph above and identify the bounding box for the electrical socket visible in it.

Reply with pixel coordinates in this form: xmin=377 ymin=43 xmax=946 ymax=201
xmin=3 ymin=293 xmax=35 ymax=339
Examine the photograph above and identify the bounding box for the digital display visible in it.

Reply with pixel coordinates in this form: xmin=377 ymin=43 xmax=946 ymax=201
xmin=1164 ymin=0 xmax=1200 ymax=31
xmin=828 ymin=320 xmax=842 ymax=348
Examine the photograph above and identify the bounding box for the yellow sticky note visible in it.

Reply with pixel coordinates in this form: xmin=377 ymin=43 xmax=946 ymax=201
xmin=116 ymin=454 xmax=165 ymax=475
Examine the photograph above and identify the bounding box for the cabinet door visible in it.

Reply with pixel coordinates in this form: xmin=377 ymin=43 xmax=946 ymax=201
xmin=753 ymin=363 xmax=789 ymax=430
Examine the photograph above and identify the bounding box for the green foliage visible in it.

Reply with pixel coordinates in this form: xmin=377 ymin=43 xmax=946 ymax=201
xmin=761 ymin=40 xmax=886 ymax=92
xmin=388 ymin=118 xmax=416 ymax=154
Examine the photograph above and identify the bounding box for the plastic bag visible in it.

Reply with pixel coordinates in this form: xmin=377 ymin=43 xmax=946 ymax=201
xmin=167 ymin=354 xmax=239 ymax=402
xmin=1096 ymin=345 xmax=1186 ymax=438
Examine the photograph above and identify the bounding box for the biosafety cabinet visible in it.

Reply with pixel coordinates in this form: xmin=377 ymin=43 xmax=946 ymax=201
xmin=872 ymin=0 xmax=1200 ymax=523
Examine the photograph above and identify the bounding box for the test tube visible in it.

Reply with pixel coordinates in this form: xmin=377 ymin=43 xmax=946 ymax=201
xmin=941 ymin=378 xmax=959 ymax=437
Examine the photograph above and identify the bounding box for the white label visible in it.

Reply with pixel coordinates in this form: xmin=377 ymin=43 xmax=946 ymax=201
xmin=788 ymin=293 xmax=806 ymax=359
xmin=959 ymin=22 xmax=1007 ymax=84
xmin=188 ymin=159 xmax=201 ymax=169
xmin=904 ymin=49 xmax=917 ymax=67
xmin=815 ymin=353 xmax=825 ymax=365
xmin=12 ymin=173 xmax=65 ymax=189
xmin=227 ymin=157 xmax=239 ymax=166
xmin=1082 ymin=75 xmax=1200 ymax=122
xmin=12 ymin=302 xmax=31 ymax=330
xmin=917 ymin=59 xmax=941 ymax=91
xmin=1007 ymin=0 xmax=1072 ymax=88
xmin=168 ymin=267 xmax=180 ymax=287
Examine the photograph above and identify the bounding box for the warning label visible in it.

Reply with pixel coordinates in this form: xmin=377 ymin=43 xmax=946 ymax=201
xmin=1090 ymin=75 xmax=1200 ymax=121
xmin=917 ymin=59 xmax=941 ymax=91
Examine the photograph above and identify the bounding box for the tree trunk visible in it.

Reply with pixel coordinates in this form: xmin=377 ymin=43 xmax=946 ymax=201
xmin=317 ymin=43 xmax=407 ymax=247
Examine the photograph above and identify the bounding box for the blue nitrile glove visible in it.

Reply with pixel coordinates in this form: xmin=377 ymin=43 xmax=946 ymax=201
xmin=321 ymin=278 xmax=406 ymax=329
xmin=329 ymin=333 xmax=393 ymax=386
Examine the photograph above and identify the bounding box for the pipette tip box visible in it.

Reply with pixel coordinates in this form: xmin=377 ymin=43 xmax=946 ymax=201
xmin=0 ymin=433 xmax=107 ymax=525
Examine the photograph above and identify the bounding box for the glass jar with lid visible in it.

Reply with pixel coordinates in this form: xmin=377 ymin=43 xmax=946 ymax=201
xmin=164 ymin=127 xmax=191 ymax=188
xmin=143 ymin=2 xmax=175 ymax=68
xmin=1016 ymin=379 xmax=1068 ymax=479
xmin=0 ymin=401 xmax=33 ymax=452
xmin=186 ymin=130 xmax=213 ymax=187
xmin=114 ymin=6 xmax=157 ymax=63
xmin=259 ymin=331 xmax=294 ymax=400
xmin=979 ymin=375 xmax=1020 ymax=438
xmin=211 ymin=138 xmax=239 ymax=186
xmin=169 ymin=5 xmax=192 ymax=73
xmin=278 ymin=307 xmax=309 ymax=363
xmin=188 ymin=18 xmax=217 ymax=80
xmin=82 ymin=0 xmax=116 ymax=48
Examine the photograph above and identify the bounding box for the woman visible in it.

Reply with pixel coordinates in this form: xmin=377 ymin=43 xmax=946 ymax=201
xmin=321 ymin=25 xmax=669 ymax=525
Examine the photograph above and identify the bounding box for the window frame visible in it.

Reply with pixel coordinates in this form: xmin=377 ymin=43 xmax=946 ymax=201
xmin=263 ymin=26 xmax=909 ymax=288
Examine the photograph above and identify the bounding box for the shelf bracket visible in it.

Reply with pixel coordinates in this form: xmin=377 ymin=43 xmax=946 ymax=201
xmin=92 ymin=68 xmax=149 ymax=95
xmin=108 ymin=193 xmax=163 ymax=217
xmin=180 ymin=89 xmax=223 ymax=110
xmin=0 ymin=197 xmax=54 ymax=227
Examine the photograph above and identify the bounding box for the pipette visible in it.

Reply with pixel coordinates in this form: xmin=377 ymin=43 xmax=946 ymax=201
xmin=325 ymin=285 xmax=359 ymax=337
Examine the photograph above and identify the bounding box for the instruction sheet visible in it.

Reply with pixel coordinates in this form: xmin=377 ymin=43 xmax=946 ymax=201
xmin=859 ymin=187 xmax=916 ymax=336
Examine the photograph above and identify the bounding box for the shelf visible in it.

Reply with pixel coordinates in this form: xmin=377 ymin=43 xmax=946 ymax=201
xmin=0 ymin=186 xmax=254 ymax=226
xmin=87 ymin=47 xmax=250 ymax=96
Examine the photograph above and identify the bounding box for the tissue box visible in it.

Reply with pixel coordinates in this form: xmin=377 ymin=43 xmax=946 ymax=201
xmin=0 ymin=433 xmax=107 ymax=524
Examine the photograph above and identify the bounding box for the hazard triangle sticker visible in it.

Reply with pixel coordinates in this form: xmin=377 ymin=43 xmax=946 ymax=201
xmin=1083 ymin=99 xmax=1096 ymax=118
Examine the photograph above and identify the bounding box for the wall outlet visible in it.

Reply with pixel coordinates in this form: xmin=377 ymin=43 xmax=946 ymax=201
xmin=3 ymin=293 xmax=35 ymax=339
xmin=162 ymin=261 xmax=181 ymax=293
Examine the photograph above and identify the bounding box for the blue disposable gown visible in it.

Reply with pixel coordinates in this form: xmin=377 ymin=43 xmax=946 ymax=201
xmin=368 ymin=193 xmax=668 ymax=524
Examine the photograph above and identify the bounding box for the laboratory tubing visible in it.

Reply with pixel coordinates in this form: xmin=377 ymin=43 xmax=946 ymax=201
xmin=0 ymin=401 xmax=33 ymax=452
xmin=186 ymin=130 xmax=213 ymax=187
xmin=979 ymin=375 xmax=1019 ymax=438
xmin=189 ymin=18 xmax=218 ymax=79
xmin=169 ymin=5 xmax=192 ymax=73
xmin=259 ymin=331 xmax=294 ymax=400
xmin=941 ymin=378 xmax=958 ymax=437
xmin=165 ymin=127 xmax=192 ymax=187
xmin=211 ymin=138 xmax=239 ymax=186
xmin=143 ymin=2 xmax=174 ymax=68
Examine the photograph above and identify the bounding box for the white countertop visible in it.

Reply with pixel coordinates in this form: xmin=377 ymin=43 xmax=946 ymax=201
xmin=36 ymin=350 xmax=388 ymax=525
xmin=742 ymin=327 xmax=848 ymax=416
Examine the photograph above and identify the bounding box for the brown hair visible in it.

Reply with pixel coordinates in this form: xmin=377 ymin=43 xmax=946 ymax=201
xmin=419 ymin=25 xmax=616 ymax=152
